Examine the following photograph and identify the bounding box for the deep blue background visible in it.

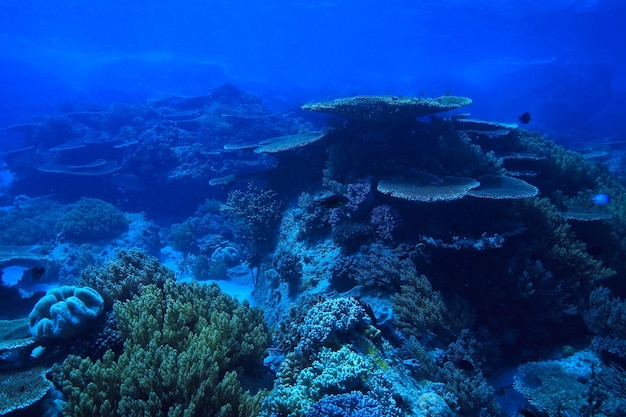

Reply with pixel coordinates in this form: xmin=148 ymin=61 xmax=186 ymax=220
xmin=1 ymin=0 xmax=625 ymax=141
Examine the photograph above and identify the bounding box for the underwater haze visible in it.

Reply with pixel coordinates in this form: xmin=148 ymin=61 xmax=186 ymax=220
xmin=3 ymin=1 xmax=626 ymax=417
xmin=1 ymin=0 xmax=626 ymax=135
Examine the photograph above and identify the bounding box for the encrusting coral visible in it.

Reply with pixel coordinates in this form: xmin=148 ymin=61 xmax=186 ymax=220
xmin=52 ymin=279 xmax=270 ymax=417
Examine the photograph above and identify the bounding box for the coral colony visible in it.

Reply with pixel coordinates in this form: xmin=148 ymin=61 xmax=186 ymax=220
xmin=1 ymin=86 xmax=626 ymax=416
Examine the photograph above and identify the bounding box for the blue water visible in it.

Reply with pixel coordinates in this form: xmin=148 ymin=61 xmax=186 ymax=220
xmin=2 ymin=1 xmax=625 ymax=135
xmin=2 ymin=1 xmax=626 ymax=416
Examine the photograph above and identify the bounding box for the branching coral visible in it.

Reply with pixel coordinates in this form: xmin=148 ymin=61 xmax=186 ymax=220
xmin=222 ymin=183 xmax=283 ymax=266
xmin=57 ymin=197 xmax=128 ymax=242
xmin=262 ymin=346 xmax=373 ymax=417
xmin=392 ymin=273 xmax=456 ymax=342
xmin=52 ymin=280 xmax=270 ymax=417
xmin=0 ymin=199 xmax=63 ymax=245
xmin=584 ymin=286 xmax=626 ymax=338
xmin=295 ymin=297 xmax=367 ymax=355
xmin=330 ymin=244 xmax=415 ymax=292
xmin=513 ymin=198 xmax=615 ymax=318
xmin=79 ymin=249 xmax=175 ymax=310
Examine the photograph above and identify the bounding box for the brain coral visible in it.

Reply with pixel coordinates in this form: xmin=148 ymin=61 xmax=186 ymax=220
xmin=29 ymin=286 xmax=104 ymax=339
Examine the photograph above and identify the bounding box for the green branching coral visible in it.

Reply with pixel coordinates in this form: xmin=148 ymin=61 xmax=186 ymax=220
xmin=392 ymin=273 xmax=458 ymax=342
xmin=0 ymin=200 xmax=64 ymax=245
xmin=79 ymin=249 xmax=175 ymax=310
xmin=58 ymin=197 xmax=128 ymax=242
xmin=52 ymin=280 xmax=270 ymax=417
xmin=222 ymin=183 xmax=283 ymax=267
xmin=514 ymin=198 xmax=615 ymax=317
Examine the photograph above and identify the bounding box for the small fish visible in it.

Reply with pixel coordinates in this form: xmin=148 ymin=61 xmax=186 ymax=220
xmin=591 ymin=193 xmax=610 ymax=205
xmin=312 ymin=194 xmax=349 ymax=209
xmin=22 ymin=266 xmax=45 ymax=281
xmin=517 ymin=407 xmax=543 ymax=417
xmin=518 ymin=112 xmax=531 ymax=124
xmin=457 ymin=359 xmax=475 ymax=371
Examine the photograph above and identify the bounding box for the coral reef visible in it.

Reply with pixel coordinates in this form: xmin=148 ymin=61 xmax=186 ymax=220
xmin=392 ymin=273 xmax=456 ymax=342
xmin=512 ymin=351 xmax=626 ymax=417
xmin=262 ymin=346 xmax=391 ymax=417
xmin=7 ymin=87 xmax=626 ymax=417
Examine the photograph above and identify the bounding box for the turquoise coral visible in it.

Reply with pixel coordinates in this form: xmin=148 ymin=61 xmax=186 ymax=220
xmin=29 ymin=286 xmax=104 ymax=339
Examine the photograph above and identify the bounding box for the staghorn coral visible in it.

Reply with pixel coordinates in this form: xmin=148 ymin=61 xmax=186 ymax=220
xmin=403 ymin=336 xmax=499 ymax=416
xmin=584 ymin=286 xmax=626 ymax=338
xmin=79 ymin=249 xmax=175 ymax=310
xmin=513 ymin=198 xmax=615 ymax=318
xmin=52 ymin=279 xmax=270 ymax=417
xmin=57 ymin=197 xmax=128 ymax=242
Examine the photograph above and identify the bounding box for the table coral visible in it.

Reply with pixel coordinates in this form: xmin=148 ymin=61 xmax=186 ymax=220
xmin=0 ymin=365 xmax=52 ymax=415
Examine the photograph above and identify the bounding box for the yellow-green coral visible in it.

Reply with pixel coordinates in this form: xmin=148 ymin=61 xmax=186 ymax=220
xmin=53 ymin=280 xmax=270 ymax=417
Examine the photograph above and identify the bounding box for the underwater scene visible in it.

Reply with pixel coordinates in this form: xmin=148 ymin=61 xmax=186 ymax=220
xmin=2 ymin=1 xmax=626 ymax=416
